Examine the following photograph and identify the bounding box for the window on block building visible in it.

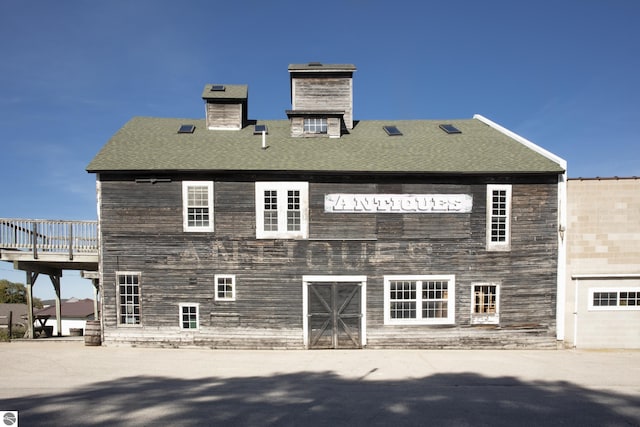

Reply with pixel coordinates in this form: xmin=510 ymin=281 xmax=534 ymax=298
xmin=471 ymin=283 xmax=500 ymax=324
xmin=255 ymin=182 xmax=309 ymax=239
xmin=183 ymin=181 xmax=214 ymax=232
xmin=179 ymin=304 xmax=199 ymax=330
xmin=117 ymin=272 xmax=141 ymax=326
xmin=589 ymin=288 xmax=640 ymax=310
xmin=486 ymin=184 xmax=511 ymax=251
xmin=215 ymin=274 xmax=236 ymax=301
xmin=384 ymin=275 xmax=456 ymax=325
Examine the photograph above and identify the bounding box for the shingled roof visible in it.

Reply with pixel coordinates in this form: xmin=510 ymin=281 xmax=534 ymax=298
xmin=86 ymin=115 xmax=565 ymax=175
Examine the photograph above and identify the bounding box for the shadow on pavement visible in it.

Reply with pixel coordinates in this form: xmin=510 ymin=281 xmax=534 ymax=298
xmin=3 ymin=372 xmax=639 ymax=426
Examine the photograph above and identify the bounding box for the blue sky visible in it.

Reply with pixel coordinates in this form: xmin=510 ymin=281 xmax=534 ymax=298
xmin=1 ymin=0 xmax=638 ymax=299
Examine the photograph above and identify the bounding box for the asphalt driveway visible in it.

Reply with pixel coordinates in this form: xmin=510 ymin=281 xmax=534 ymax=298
xmin=1 ymin=341 xmax=639 ymax=426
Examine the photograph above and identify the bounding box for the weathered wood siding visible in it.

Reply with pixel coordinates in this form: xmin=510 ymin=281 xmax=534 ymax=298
xmin=205 ymin=102 xmax=243 ymax=130
xmin=98 ymin=174 xmax=559 ymax=349
xmin=292 ymin=76 xmax=353 ymax=129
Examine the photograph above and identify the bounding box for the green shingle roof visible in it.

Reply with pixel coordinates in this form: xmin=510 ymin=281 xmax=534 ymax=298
xmin=201 ymin=84 xmax=248 ymax=100
xmin=86 ymin=116 xmax=565 ymax=174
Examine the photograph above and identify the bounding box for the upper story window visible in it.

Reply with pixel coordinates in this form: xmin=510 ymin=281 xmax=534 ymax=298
xmin=384 ymin=275 xmax=456 ymax=325
xmin=486 ymin=184 xmax=512 ymax=251
xmin=255 ymin=182 xmax=309 ymax=239
xmin=182 ymin=181 xmax=214 ymax=232
xmin=304 ymin=117 xmax=327 ymax=134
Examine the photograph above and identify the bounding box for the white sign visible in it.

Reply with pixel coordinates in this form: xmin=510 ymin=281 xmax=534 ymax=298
xmin=324 ymin=194 xmax=473 ymax=213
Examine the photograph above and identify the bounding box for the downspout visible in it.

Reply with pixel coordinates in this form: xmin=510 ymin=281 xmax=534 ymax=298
xmin=573 ymin=277 xmax=579 ymax=348
xmin=556 ymin=172 xmax=568 ymax=343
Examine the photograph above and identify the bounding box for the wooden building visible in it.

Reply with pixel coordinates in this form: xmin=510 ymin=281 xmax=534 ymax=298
xmin=87 ymin=63 xmax=567 ymax=349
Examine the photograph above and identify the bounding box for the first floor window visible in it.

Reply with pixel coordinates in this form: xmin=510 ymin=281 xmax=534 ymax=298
xmin=471 ymin=283 xmax=500 ymax=324
xmin=486 ymin=184 xmax=511 ymax=251
xmin=590 ymin=288 xmax=640 ymax=310
xmin=215 ymin=274 xmax=236 ymax=301
xmin=255 ymin=182 xmax=309 ymax=239
xmin=117 ymin=272 xmax=141 ymax=325
xmin=183 ymin=181 xmax=214 ymax=232
xmin=180 ymin=304 xmax=199 ymax=330
xmin=384 ymin=275 xmax=455 ymax=325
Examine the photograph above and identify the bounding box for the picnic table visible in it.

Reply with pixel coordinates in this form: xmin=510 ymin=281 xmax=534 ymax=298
xmin=33 ymin=315 xmax=52 ymax=338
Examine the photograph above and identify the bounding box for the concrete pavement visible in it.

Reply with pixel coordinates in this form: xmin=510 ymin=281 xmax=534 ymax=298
xmin=1 ymin=341 xmax=639 ymax=426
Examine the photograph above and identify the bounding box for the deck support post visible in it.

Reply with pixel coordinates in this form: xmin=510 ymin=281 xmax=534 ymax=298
xmin=25 ymin=271 xmax=39 ymax=339
xmin=50 ymin=274 xmax=62 ymax=336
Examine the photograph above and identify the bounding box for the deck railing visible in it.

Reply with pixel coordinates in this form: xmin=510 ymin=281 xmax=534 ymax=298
xmin=0 ymin=219 xmax=98 ymax=259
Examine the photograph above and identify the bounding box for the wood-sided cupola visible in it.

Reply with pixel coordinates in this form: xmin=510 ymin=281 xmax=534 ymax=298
xmin=201 ymin=84 xmax=248 ymax=130
xmin=287 ymin=63 xmax=356 ymax=138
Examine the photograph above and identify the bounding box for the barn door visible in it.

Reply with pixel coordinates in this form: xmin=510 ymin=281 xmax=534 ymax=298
xmin=308 ymin=282 xmax=362 ymax=349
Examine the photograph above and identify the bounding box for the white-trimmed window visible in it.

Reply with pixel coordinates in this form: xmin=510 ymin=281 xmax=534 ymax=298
xmin=117 ymin=272 xmax=141 ymax=326
xmin=255 ymin=182 xmax=309 ymax=239
xmin=471 ymin=283 xmax=500 ymax=324
xmin=589 ymin=288 xmax=640 ymax=311
xmin=183 ymin=181 xmax=214 ymax=232
xmin=384 ymin=275 xmax=455 ymax=325
xmin=487 ymin=184 xmax=512 ymax=251
xmin=215 ymin=274 xmax=236 ymax=301
xmin=179 ymin=303 xmax=199 ymax=330
xmin=304 ymin=117 xmax=327 ymax=134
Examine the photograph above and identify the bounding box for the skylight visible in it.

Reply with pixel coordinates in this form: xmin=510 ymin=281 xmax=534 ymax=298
xmin=254 ymin=124 xmax=268 ymax=134
xmin=383 ymin=125 xmax=403 ymax=136
xmin=439 ymin=124 xmax=461 ymax=134
xmin=210 ymin=85 xmax=225 ymax=91
xmin=178 ymin=124 xmax=195 ymax=134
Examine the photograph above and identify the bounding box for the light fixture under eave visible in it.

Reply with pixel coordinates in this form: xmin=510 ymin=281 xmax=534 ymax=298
xmin=135 ymin=178 xmax=172 ymax=184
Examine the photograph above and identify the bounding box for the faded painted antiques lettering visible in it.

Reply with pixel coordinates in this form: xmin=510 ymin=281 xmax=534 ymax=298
xmin=325 ymin=194 xmax=473 ymax=213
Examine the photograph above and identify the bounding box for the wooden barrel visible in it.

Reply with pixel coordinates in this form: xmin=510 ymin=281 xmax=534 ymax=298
xmin=84 ymin=320 xmax=102 ymax=346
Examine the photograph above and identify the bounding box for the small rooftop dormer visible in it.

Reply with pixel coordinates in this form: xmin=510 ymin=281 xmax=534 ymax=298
xmin=202 ymin=84 xmax=248 ymax=130
xmin=287 ymin=63 xmax=356 ymax=137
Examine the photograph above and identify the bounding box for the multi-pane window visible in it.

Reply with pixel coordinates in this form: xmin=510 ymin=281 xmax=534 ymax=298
xmin=487 ymin=184 xmax=512 ymax=251
xmin=593 ymin=292 xmax=617 ymax=307
xmin=287 ymin=190 xmax=301 ymax=231
xmin=620 ymin=291 xmax=640 ymax=306
xmin=264 ymin=190 xmax=278 ymax=231
xmin=182 ymin=181 xmax=214 ymax=232
xmin=304 ymin=117 xmax=327 ymax=134
xmin=389 ymin=281 xmax=416 ymax=319
xmin=215 ymin=274 xmax=236 ymax=301
xmin=590 ymin=288 xmax=640 ymax=310
xmin=255 ymin=182 xmax=308 ymax=239
xmin=471 ymin=284 xmax=500 ymax=324
xmin=384 ymin=275 xmax=455 ymax=325
xmin=117 ymin=273 xmax=141 ymax=325
xmin=179 ymin=304 xmax=199 ymax=330
xmin=423 ymin=280 xmax=449 ymax=319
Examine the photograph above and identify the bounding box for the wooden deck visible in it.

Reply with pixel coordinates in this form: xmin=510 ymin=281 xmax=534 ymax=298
xmin=0 ymin=218 xmax=98 ymax=271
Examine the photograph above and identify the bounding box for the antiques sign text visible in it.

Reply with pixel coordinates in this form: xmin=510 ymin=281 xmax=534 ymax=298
xmin=325 ymin=194 xmax=473 ymax=213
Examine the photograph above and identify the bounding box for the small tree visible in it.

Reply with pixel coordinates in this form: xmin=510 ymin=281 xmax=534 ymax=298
xmin=0 ymin=279 xmax=43 ymax=308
